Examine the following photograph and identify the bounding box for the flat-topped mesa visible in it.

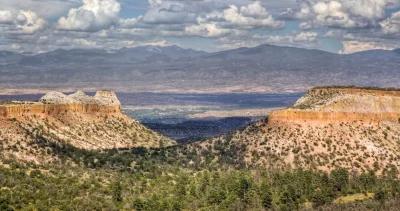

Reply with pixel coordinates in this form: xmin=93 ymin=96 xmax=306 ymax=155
xmin=269 ymin=86 xmax=400 ymax=124
xmin=0 ymin=90 xmax=121 ymax=118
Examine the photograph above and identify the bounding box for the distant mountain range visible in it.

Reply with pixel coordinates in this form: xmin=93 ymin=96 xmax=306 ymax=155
xmin=1 ymin=44 xmax=399 ymax=93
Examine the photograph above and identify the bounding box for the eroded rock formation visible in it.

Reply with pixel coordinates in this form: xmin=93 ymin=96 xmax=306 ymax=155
xmin=269 ymin=87 xmax=400 ymax=124
xmin=0 ymin=90 xmax=121 ymax=118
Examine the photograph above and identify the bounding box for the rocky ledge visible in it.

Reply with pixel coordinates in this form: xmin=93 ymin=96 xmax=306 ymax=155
xmin=0 ymin=90 xmax=121 ymax=118
xmin=269 ymin=86 xmax=400 ymax=124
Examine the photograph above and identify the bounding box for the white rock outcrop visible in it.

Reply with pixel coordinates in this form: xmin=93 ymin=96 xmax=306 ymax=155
xmin=94 ymin=90 xmax=121 ymax=106
xmin=39 ymin=90 xmax=120 ymax=106
xmin=68 ymin=90 xmax=97 ymax=104
xmin=40 ymin=91 xmax=77 ymax=104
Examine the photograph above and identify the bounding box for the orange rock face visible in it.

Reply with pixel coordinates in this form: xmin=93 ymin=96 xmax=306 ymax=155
xmin=269 ymin=109 xmax=400 ymax=124
xmin=306 ymin=87 xmax=400 ymax=97
xmin=0 ymin=90 xmax=122 ymax=118
xmin=0 ymin=103 xmax=121 ymax=118
xmin=269 ymin=87 xmax=400 ymax=124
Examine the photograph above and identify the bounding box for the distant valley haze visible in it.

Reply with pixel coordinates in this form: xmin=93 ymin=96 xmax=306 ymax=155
xmin=1 ymin=44 xmax=400 ymax=94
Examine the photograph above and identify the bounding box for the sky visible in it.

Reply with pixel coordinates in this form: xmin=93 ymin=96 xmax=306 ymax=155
xmin=0 ymin=0 xmax=399 ymax=54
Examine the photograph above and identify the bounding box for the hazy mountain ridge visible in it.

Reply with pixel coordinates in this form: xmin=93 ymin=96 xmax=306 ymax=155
xmin=1 ymin=45 xmax=399 ymax=93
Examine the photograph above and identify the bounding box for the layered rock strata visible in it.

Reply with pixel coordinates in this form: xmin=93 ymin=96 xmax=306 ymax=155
xmin=0 ymin=90 xmax=121 ymax=118
xmin=269 ymin=87 xmax=400 ymax=124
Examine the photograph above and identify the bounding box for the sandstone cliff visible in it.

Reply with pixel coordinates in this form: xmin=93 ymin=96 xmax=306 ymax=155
xmin=0 ymin=90 xmax=174 ymax=164
xmin=269 ymin=87 xmax=400 ymax=124
xmin=0 ymin=90 xmax=121 ymax=118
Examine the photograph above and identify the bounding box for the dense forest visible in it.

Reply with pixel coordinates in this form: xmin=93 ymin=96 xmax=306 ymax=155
xmin=1 ymin=144 xmax=400 ymax=210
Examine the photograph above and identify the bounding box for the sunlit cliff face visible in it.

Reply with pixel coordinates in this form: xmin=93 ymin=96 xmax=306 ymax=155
xmin=0 ymin=90 xmax=121 ymax=118
xmin=269 ymin=87 xmax=400 ymax=124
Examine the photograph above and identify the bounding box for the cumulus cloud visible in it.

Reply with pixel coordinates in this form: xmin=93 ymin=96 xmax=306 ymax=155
xmin=118 ymin=17 xmax=140 ymax=28
xmin=57 ymin=0 xmax=121 ymax=32
xmin=185 ymin=23 xmax=231 ymax=37
xmin=0 ymin=10 xmax=14 ymax=24
xmin=295 ymin=0 xmax=396 ymax=29
xmin=380 ymin=11 xmax=400 ymax=34
xmin=142 ymin=1 xmax=197 ymax=24
xmin=183 ymin=1 xmax=283 ymax=38
xmin=223 ymin=1 xmax=283 ymax=28
xmin=268 ymin=31 xmax=318 ymax=44
xmin=1 ymin=0 xmax=400 ymax=53
xmin=312 ymin=1 xmax=357 ymax=28
xmin=294 ymin=31 xmax=318 ymax=42
xmin=0 ymin=10 xmax=46 ymax=34
xmin=345 ymin=0 xmax=389 ymax=20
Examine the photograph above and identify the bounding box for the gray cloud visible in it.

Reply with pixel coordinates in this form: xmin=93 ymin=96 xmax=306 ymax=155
xmin=381 ymin=11 xmax=400 ymax=34
xmin=0 ymin=0 xmax=79 ymax=19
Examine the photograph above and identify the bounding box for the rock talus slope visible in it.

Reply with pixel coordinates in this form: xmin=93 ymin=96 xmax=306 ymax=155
xmin=0 ymin=91 xmax=174 ymax=163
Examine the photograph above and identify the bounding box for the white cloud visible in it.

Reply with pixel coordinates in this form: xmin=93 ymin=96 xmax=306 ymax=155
xmin=72 ymin=38 xmax=97 ymax=47
xmin=1 ymin=0 xmax=399 ymax=53
xmin=0 ymin=10 xmax=46 ymax=34
xmin=340 ymin=40 xmax=396 ymax=54
xmin=57 ymin=0 xmax=121 ymax=32
xmin=295 ymin=0 xmax=396 ymax=29
xmin=183 ymin=1 xmax=283 ymax=38
xmin=119 ymin=17 xmax=140 ymax=28
xmin=380 ymin=11 xmax=400 ymax=34
xmin=294 ymin=31 xmax=318 ymax=42
xmin=312 ymin=1 xmax=357 ymax=28
xmin=17 ymin=10 xmax=47 ymax=34
xmin=185 ymin=23 xmax=231 ymax=37
xmin=344 ymin=0 xmax=389 ymax=20
xmin=266 ymin=31 xmax=318 ymax=44
xmin=0 ymin=10 xmax=14 ymax=24
xmin=223 ymin=1 xmax=283 ymax=28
